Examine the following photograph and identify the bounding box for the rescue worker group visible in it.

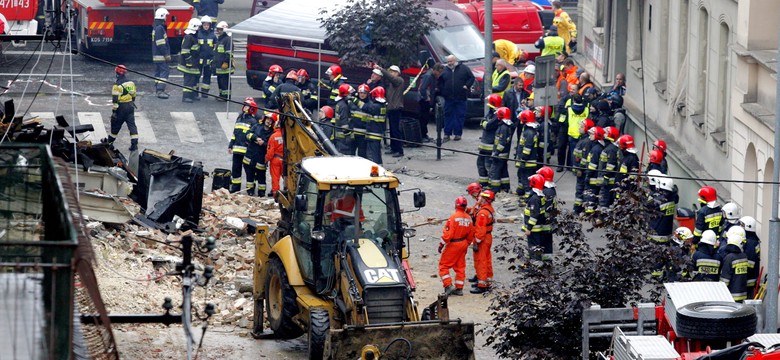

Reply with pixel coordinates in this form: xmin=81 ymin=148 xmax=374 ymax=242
xmin=104 ymin=10 xmax=759 ymax=301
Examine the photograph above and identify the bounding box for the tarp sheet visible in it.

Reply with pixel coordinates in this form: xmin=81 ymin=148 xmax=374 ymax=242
xmin=131 ymin=151 xmax=203 ymax=228
xmin=227 ymin=0 xmax=352 ymax=42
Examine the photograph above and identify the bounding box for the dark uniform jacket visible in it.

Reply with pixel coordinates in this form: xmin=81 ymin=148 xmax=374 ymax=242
xmin=693 ymin=205 xmax=723 ymax=243
xmin=263 ymin=78 xmax=282 ymax=108
xmin=214 ymin=33 xmax=233 ymax=74
xmin=246 ymin=123 xmax=274 ymax=160
xmin=272 ymin=80 xmax=301 ymax=109
xmin=523 ymin=191 xmax=548 ymax=233
xmin=479 ymin=110 xmax=499 ymax=152
xmin=585 ymin=140 xmax=605 ymax=186
xmin=228 ymin=113 xmax=255 ymax=154
xmin=616 ymin=150 xmax=640 ymax=185
xmin=720 ymin=244 xmax=750 ymax=302
xmin=439 ymin=63 xmax=475 ymax=101
xmin=197 ymin=28 xmax=217 ymax=65
xmin=152 ymin=19 xmax=170 ymax=63
xmin=493 ymin=121 xmax=514 ymax=157
xmin=332 ymin=97 xmax=353 ymax=141
xmin=194 ymin=0 xmax=224 ymax=18
xmin=358 ymin=98 xmax=386 ymax=141
xmin=517 ymin=125 xmax=539 ymax=167
xmin=745 ymin=232 xmax=761 ymax=289
xmin=598 ymin=141 xmax=621 ymax=185
xmin=692 ymin=244 xmax=721 ymax=281
xmin=178 ymin=34 xmax=200 ymax=73
xmin=647 ymin=189 xmax=676 ymax=238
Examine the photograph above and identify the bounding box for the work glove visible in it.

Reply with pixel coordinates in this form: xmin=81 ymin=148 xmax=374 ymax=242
xmin=438 ymin=243 xmax=444 ymax=254
xmin=221 ymin=62 xmax=229 ymax=70
xmin=164 ymin=55 xmax=172 ymax=62
xmin=471 ymin=243 xmax=479 ymax=252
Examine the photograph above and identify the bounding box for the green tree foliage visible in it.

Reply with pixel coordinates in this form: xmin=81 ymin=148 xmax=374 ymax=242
xmin=319 ymin=0 xmax=438 ymax=67
xmin=483 ymin=185 xmax=690 ymax=359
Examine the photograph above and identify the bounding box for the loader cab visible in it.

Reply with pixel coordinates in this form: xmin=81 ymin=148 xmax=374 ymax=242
xmin=291 ymin=172 xmax=403 ymax=295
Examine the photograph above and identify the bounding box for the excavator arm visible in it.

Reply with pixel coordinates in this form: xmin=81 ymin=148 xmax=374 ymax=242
xmin=276 ymin=92 xmax=339 ymax=215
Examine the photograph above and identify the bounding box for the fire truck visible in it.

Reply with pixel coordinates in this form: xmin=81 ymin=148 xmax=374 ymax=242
xmin=0 ymin=0 xmax=193 ymax=58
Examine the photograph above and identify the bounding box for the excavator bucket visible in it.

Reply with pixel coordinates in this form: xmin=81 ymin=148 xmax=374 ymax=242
xmin=327 ymin=320 xmax=475 ymax=360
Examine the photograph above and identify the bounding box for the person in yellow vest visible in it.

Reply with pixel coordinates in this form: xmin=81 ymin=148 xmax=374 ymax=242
xmin=534 ymin=25 xmax=565 ymax=57
xmin=491 ymin=59 xmax=511 ymax=99
xmin=552 ymin=0 xmax=578 ymax=53
xmin=493 ymin=39 xmax=527 ymax=67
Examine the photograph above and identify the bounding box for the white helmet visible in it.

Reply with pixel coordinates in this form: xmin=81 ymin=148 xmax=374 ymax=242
xmin=700 ymin=230 xmax=718 ymax=246
xmin=740 ymin=216 xmax=756 ymax=232
xmin=657 ymin=175 xmax=674 ymax=192
xmin=216 ymin=21 xmax=228 ymax=30
xmin=647 ymin=169 xmax=664 ymax=187
xmin=185 ymin=18 xmax=201 ymax=34
xmin=672 ymin=227 xmax=693 ymax=246
xmin=200 ymin=15 xmax=212 ymax=24
xmin=154 ymin=8 xmax=169 ymax=20
xmin=726 ymin=226 xmax=746 ymax=248
xmin=722 ymin=202 xmax=740 ymax=222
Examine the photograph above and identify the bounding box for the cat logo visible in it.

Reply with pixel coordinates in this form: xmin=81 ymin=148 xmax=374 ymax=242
xmin=363 ymin=268 xmax=401 ymax=284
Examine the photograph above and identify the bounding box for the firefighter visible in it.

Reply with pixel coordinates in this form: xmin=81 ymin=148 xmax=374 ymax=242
xmin=740 ymin=216 xmax=760 ymax=294
xmin=652 ymin=139 xmax=669 ymax=174
xmin=438 ymin=196 xmax=474 ymax=297
xmin=691 ymin=229 xmax=721 ymax=281
xmin=245 ymin=113 xmax=275 ymax=196
xmin=598 ymin=126 xmax=621 ymax=208
xmin=152 ymin=8 xmax=171 ymax=99
xmin=324 ymin=188 xmax=365 ymax=223
xmin=515 ymin=109 xmax=540 ymax=202
xmin=262 ymin=65 xmax=283 ymax=108
xmin=615 ymin=134 xmax=640 ymax=196
xmin=524 ymin=174 xmax=550 ymax=261
xmin=272 ymin=70 xmax=302 ymax=110
xmin=228 ymin=98 xmax=257 ymax=193
xmin=178 ymin=18 xmax=201 ymax=103
xmin=355 ymin=86 xmax=385 ymax=164
xmin=466 ymin=182 xmax=483 ymax=221
xmin=646 ymin=150 xmax=665 ymax=174
xmin=320 ymin=64 xmax=344 ymax=106
xmin=584 ymin=126 xmax=605 ymax=214
xmin=214 ymin=21 xmax=233 ymax=102
xmin=297 ymin=69 xmax=318 ymax=112
xmin=471 ymin=190 xmax=496 ymax=293
xmin=537 ymin=166 xmax=557 ymax=255
xmin=693 ymin=186 xmax=724 ymax=245
xmin=351 ymin=84 xmax=372 ymax=159
xmin=319 ymin=106 xmax=334 ymax=125
xmin=489 ymin=107 xmax=514 ymax=193
xmin=108 ymin=65 xmax=138 ymax=152
xmin=193 ymin=0 xmax=223 ymax=21
xmin=265 ymin=118 xmax=284 ymax=198
xmin=647 ymin=175 xmax=676 ymax=244
xmin=477 ymin=94 xmax=502 ymax=188
xmin=572 ymin=118 xmax=594 ymax=214
xmin=721 ymin=226 xmax=750 ymax=302
xmin=332 ymin=83 xmax=355 ymax=155
xmin=720 ymin=202 xmax=741 ymax=239
xmin=559 ymin=94 xmax=589 ymax=171
xmin=197 ymin=16 xmax=217 ymax=98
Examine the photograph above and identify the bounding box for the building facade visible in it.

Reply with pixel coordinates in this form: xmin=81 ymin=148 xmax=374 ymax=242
xmin=576 ymin=0 xmax=779 ymax=244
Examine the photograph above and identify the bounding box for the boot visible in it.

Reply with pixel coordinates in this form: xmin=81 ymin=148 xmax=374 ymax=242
xmin=183 ymin=93 xmax=193 ymax=103
xmin=444 ymin=285 xmax=455 ymax=295
xmin=246 ymin=187 xmax=255 ymax=196
xmin=450 ymin=288 xmax=463 ymax=296
xmin=156 ymin=91 xmax=169 ymax=99
xmin=470 ymin=286 xmax=490 ymax=294
xmin=106 ymin=135 xmax=116 ymax=144
xmin=129 ymin=139 xmax=138 ymax=152
xmin=468 ymin=276 xmax=477 ymax=283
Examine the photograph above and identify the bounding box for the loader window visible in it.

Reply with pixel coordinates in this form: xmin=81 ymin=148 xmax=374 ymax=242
xmin=360 ymin=186 xmax=401 ymax=253
xmin=292 ymin=176 xmax=318 ymax=284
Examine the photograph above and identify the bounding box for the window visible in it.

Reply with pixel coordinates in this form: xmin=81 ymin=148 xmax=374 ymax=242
xmin=695 ymin=7 xmax=709 ymax=116
xmin=292 ymin=175 xmax=319 ymax=284
xmin=596 ymin=0 xmax=606 ymax=28
xmin=678 ymin=1 xmax=689 ymax=70
xmin=715 ymin=22 xmax=730 ymax=133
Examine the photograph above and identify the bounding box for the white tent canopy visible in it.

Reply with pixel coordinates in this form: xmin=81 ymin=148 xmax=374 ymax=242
xmin=227 ymin=0 xmax=352 ymax=43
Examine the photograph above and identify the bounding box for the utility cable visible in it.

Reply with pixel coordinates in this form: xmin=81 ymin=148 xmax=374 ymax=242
xmin=68 ymin=50 xmax=780 ymax=186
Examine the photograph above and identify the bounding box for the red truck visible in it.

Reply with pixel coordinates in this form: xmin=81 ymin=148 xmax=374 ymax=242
xmin=455 ymin=0 xmax=552 ymax=60
xmin=0 ymin=0 xmax=193 ymax=57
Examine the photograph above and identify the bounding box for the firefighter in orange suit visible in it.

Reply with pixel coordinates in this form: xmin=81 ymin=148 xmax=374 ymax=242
xmin=265 ymin=118 xmax=284 ymax=198
xmin=471 ymin=190 xmax=496 ymax=294
xmin=438 ymin=196 xmax=475 ymax=297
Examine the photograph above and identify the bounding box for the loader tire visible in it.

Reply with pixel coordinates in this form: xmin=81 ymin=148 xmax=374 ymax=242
xmin=675 ymin=301 xmax=757 ymax=340
xmin=308 ymin=307 xmax=330 ymax=360
xmin=265 ymin=257 xmax=304 ymax=339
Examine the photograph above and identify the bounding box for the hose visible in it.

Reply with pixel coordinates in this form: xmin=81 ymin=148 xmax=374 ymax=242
xmin=382 ymin=337 xmax=413 ymax=360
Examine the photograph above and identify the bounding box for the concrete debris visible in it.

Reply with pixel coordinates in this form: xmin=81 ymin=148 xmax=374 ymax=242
xmin=91 ymin=190 xmax=280 ymax=327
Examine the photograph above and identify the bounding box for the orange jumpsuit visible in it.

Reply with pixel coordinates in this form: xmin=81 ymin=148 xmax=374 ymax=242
xmin=473 ymin=203 xmax=495 ymax=289
xmin=324 ymin=195 xmax=365 ymax=222
xmin=265 ymin=127 xmax=283 ymax=196
xmin=439 ymin=208 xmax=474 ymax=289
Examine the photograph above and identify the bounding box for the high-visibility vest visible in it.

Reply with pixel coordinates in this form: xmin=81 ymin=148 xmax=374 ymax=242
xmin=491 ymin=69 xmax=510 ymax=98
xmin=541 ymin=36 xmax=565 ymax=57
xmin=567 ymin=106 xmax=589 ymax=138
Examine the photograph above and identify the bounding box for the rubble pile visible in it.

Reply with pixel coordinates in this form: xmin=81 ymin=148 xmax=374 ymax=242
xmin=90 ymin=188 xmax=280 ymax=330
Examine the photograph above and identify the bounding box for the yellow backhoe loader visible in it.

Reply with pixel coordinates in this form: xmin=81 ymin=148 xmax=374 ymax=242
xmin=250 ymin=93 xmax=475 ymax=359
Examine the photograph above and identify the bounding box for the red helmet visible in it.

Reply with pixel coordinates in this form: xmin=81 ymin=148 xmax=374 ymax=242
xmin=519 ymin=109 xmax=536 ymax=124
xmin=536 ymin=166 xmax=554 ymax=182
xmin=698 ymin=186 xmax=717 ymax=203
xmin=617 ymin=134 xmax=635 ymax=150
xmin=296 ymin=68 xmax=309 ymax=81
xmin=589 ymin=126 xmax=605 ymax=141
xmin=243 ymin=98 xmax=258 ymax=116
xmin=496 ymin=107 xmax=511 ymax=120
xmin=649 ymin=149 xmax=664 ymax=164
xmin=604 ymin=126 xmax=619 ymax=142
xmin=357 ymin=84 xmax=370 ymax=94
xmin=327 ymin=64 xmax=342 ymax=77
xmin=580 ymin=118 xmax=595 ymax=133
xmin=320 ymin=106 xmax=334 ymax=119
xmin=285 ymin=70 xmax=298 ymax=81
xmin=338 ymin=83 xmax=354 ymax=97
xmin=115 ymin=64 xmax=127 ymax=75
xmin=370 ymin=86 xmax=386 ymax=101
xmin=466 ymin=182 xmax=482 ymax=197
xmin=455 ymin=196 xmax=468 ymax=209
xmin=479 ymin=190 xmax=495 ymax=202
xmin=528 ymin=174 xmax=545 ymax=190
xmin=268 ymin=64 xmax=283 ymax=76
xmin=653 ymin=139 xmax=667 ymax=153
xmin=487 ymin=94 xmax=503 ymax=108
xmin=535 ymin=106 xmax=550 ymax=119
